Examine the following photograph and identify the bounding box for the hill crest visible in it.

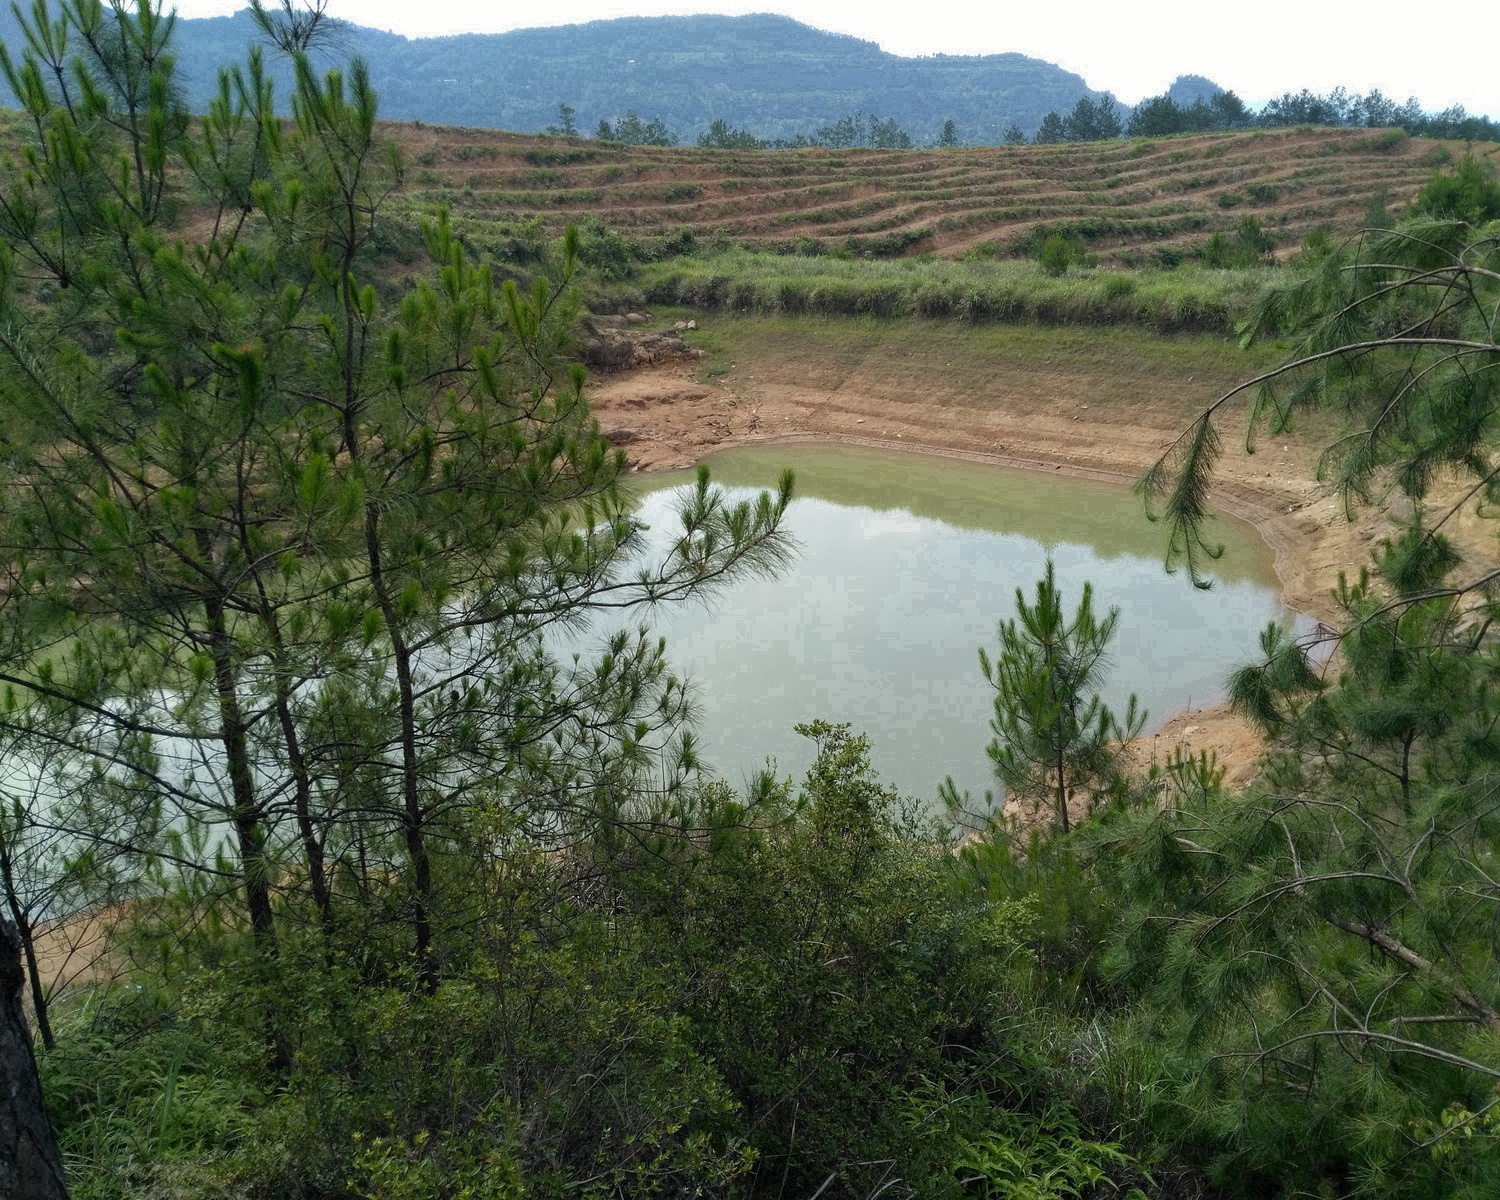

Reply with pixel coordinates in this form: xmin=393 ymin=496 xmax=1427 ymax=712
xmin=1 ymin=9 xmax=1123 ymax=144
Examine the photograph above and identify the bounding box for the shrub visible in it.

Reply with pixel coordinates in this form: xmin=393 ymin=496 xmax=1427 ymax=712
xmin=42 ymin=729 xmax=1148 ymax=1200
xmin=1414 ymin=154 xmax=1500 ymax=222
xmin=1039 ymin=233 xmax=1075 ymax=276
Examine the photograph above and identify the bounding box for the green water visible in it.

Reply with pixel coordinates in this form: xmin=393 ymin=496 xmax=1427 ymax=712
xmin=625 ymin=443 xmax=1298 ymax=804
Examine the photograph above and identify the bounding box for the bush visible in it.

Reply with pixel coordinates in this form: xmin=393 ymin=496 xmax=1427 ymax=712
xmin=1039 ymin=233 xmax=1076 ymax=276
xmin=1199 ymin=216 xmax=1277 ymax=268
xmin=43 ymin=728 xmax=1146 ymax=1200
xmin=1414 ymin=154 xmax=1500 ymax=222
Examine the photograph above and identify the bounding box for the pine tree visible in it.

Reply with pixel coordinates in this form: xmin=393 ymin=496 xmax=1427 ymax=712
xmin=980 ymin=561 xmax=1143 ymax=831
xmin=1032 ymin=112 xmax=1066 ymax=144
xmin=1116 ymin=155 xmax=1500 ymax=1185
xmin=546 ymin=102 xmax=577 ymax=137
xmin=0 ymin=0 xmax=791 ymax=978
xmin=698 ymin=118 xmax=764 ymax=149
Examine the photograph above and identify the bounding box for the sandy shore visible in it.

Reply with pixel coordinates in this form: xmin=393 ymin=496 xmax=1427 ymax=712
xmin=591 ymin=347 xmax=1497 ymax=785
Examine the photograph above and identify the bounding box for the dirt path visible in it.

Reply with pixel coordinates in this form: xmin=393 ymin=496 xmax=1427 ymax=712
xmin=590 ymin=326 xmax=1497 ymax=785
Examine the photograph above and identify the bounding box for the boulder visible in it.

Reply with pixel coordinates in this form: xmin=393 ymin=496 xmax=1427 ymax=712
xmin=577 ymin=318 xmax=700 ymax=372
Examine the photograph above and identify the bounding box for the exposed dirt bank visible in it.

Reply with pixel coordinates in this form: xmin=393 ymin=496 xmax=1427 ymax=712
xmin=589 ymin=317 xmax=1498 ymax=785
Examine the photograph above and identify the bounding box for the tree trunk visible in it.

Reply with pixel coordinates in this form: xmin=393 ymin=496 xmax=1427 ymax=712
xmin=1 ymin=919 xmax=69 ymax=1200
xmin=364 ymin=506 xmax=435 ymax=983
xmin=207 ymin=605 xmax=276 ymax=942
xmin=0 ymin=827 xmax=53 ymax=1050
xmin=1056 ymin=744 xmax=1070 ymax=834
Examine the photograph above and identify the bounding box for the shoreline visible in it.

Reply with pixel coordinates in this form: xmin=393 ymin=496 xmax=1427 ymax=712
xmin=642 ymin=427 xmax=1302 ymax=788
xmin=689 ymin=427 xmax=1310 ymax=618
xmin=590 ymin=337 xmax=1492 ymax=786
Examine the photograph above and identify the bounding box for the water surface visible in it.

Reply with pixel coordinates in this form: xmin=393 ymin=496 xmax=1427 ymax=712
xmin=626 ymin=444 xmax=1298 ymax=804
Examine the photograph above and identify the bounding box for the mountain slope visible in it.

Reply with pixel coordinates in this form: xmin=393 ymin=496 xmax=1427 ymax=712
xmin=0 ymin=10 xmax=1112 ymax=144
xmin=388 ymin=123 xmax=1465 ymax=261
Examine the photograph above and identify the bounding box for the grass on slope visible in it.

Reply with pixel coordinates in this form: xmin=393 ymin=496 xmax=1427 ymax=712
xmin=664 ymin=312 xmax=1283 ymax=417
xmin=627 ymin=251 xmax=1271 ymax=333
xmin=391 ymin=122 xmax=1495 ymax=262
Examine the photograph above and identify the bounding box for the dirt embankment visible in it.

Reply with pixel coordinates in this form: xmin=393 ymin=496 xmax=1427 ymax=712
xmin=588 ymin=317 xmax=1498 ymax=784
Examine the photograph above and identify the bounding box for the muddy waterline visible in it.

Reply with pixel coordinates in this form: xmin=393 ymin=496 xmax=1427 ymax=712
xmin=623 ymin=443 xmax=1302 ymax=803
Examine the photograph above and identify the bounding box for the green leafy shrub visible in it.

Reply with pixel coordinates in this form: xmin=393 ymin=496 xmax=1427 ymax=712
xmin=1199 ymin=216 xmax=1277 ymax=267
xmin=1039 ymin=233 xmax=1076 ymax=276
xmin=42 ymin=729 xmax=1144 ymax=1200
xmin=1413 ymin=153 xmax=1500 ymax=222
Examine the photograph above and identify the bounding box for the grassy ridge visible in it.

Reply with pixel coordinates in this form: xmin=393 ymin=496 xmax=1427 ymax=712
xmin=629 ymin=252 xmax=1270 ymax=333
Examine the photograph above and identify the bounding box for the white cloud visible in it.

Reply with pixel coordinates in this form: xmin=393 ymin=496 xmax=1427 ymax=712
xmin=173 ymin=1 xmax=1499 ymax=115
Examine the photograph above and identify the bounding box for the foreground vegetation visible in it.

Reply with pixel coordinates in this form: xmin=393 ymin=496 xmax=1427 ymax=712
xmin=4 ymin=6 xmax=1500 ymax=1200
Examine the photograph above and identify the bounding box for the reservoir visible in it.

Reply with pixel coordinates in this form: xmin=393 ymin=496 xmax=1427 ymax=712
xmin=627 ymin=443 xmax=1304 ymax=805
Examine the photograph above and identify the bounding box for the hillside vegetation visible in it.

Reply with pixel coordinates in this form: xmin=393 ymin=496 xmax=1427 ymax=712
xmin=396 ymin=122 xmax=1493 ymax=262
xmin=0 ymin=10 xmax=1106 ymax=145
xmin=8 ymin=8 xmax=1500 ymax=1200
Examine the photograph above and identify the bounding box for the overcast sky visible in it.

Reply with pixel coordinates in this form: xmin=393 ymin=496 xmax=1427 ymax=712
xmin=174 ymin=1 xmax=1500 ymax=116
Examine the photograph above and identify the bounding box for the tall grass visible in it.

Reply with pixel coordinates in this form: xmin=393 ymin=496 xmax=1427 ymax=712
xmin=630 ymin=251 xmax=1271 ymax=333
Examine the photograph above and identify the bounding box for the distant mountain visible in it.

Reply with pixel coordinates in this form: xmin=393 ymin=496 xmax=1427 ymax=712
xmin=0 ymin=10 xmax=1115 ymax=144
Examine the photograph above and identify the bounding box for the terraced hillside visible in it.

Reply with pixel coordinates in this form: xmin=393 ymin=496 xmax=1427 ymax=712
xmin=394 ymin=123 xmax=1496 ymax=261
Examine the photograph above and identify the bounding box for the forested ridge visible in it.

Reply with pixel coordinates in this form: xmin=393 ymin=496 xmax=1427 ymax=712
xmin=1 ymin=8 xmax=1492 ymax=149
xmin=0 ymin=8 xmax=1108 ymax=146
xmin=4 ymin=5 xmax=1500 ymax=1200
